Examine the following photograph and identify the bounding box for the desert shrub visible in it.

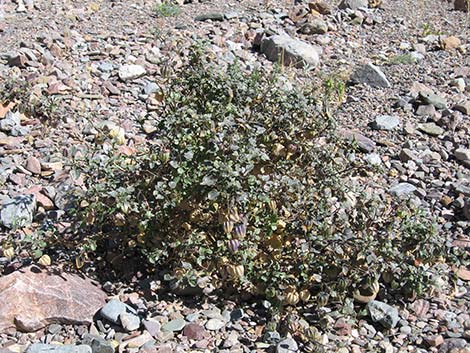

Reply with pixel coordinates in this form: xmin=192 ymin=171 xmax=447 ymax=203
xmin=154 ymin=1 xmax=180 ymax=17
xmin=73 ymin=46 xmax=446 ymax=305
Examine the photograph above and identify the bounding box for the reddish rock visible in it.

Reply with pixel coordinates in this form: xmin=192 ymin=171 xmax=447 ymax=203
xmin=183 ymin=323 xmax=207 ymax=340
xmin=26 ymin=156 xmax=42 ymax=175
xmin=0 ymin=266 xmax=106 ymax=332
xmin=425 ymin=334 xmax=444 ymax=347
xmin=24 ymin=185 xmax=55 ymax=210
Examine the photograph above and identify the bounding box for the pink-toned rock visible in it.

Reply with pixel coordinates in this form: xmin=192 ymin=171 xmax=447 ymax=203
xmin=183 ymin=323 xmax=207 ymax=340
xmin=24 ymin=186 xmax=55 ymax=210
xmin=0 ymin=266 xmax=106 ymax=332
xmin=25 ymin=156 xmax=42 ymax=175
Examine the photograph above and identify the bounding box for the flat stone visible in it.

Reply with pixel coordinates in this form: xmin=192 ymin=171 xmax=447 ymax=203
xmin=260 ymin=35 xmax=321 ymax=68
xmin=367 ymin=300 xmax=399 ymax=329
xmin=195 ymin=13 xmax=225 ymax=21
xmin=419 ymin=91 xmax=447 ymax=109
xmin=26 ymin=344 xmax=91 ymax=353
xmin=205 ymin=318 xmax=226 ymax=331
xmin=455 ymin=0 xmax=469 ymax=11
xmin=454 ymin=102 xmax=470 ymax=115
xmin=81 ymin=334 xmax=114 ymax=353
xmin=276 ymin=337 xmax=298 ymax=353
xmin=230 ymin=309 xmax=244 ymax=321
xmin=182 ymin=323 xmax=206 ymax=340
xmin=118 ymin=64 xmax=146 ymax=81
xmin=120 ymin=312 xmax=141 ymax=332
xmin=0 ymin=194 xmax=36 ymax=229
xmin=338 ymin=0 xmax=368 ymax=9
xmin=25 ymin=156 xmax=41 ymax=175
xmin=372 ymin=115 xmax=400 ymax=130
xmin=0 ymin=266 xmax=106 ymax=332
xmin=263 ymin=331 xmax=281 ymax=344
xmin=455 ymin=149 xmax=470 ymax=162
xmin=399 ymin=148 xmax=419 ymax=162
xmin=415 ymin=104 xmax=436 ymax=116
xmin=418 ymin=122 xmax=444 ymax=136
xmin=351 ymin=63 xmax=391 ymax=88
xmin=339 ymin=129 xmax=376 ymax=152
xmin=389 ymin=183 xmax=416 ymax=197
xmin=143 ymin=319 xmax=161 ymax=337
xmin=439 ymin=338 xmax=467 ymax=353
xmin=100 ymin=299 xmax=136 ymax=325
xmin=425 ymin=335 xmax=444 ymax=347
xmin=124 ymin=331 xmax=153 ymax=349
xmin=161 ymin=318 xmax=187 ymax=332
xmin=299 ymin=18 xmax=328 ymax=35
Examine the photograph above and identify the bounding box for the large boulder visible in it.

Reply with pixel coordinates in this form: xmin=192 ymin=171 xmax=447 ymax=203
xmin=260 ymin=35 xmax=321 ymax=68
xmin=0 ymin=266 xmax=107 ymax=332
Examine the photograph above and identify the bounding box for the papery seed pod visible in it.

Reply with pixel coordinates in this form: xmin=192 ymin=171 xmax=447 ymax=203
xmin=233 ymin=223 xmax=247 ymax=239
xmin=227 ymin=264 xmax=244 ymax=279
xmin=276 ymin=219 xmax=286 ymax=231
xmin=38 ymin=254 xmax=51 ymax=267
xmin=223 ymin=220 xmax=234 ymax=234
xmin=228 ymin=208 xmax=240 ymax=223
xmin=182 ymin=222 xmax=191 ymax=231
xmin=272 ymin=143 xmax=285 ymax=156
xmin=159 ymin=149 xmax=170 ymax=163
xmin=3 ymin=247 xmax=14 ymax=259
xmin=299 ymin=289 xmax=311 ymax=302
xmin=317 ymin=292 xmax=329 ymax=307
xmin=173 ymin=268 xmax=185 ymax=279
xmin=287 ymin=144 xmax=298 ymax=154
xmin=114 ymin=213 xmax=126 ymax=226
xmin=268 ymin=200 xmax=277 ymax=212
xmin=227 ymin=239 xmax=240 ymax=253
xmin=285 ymin=290 xmax=300 ymax=305
xmin=302 ymin=220 xmax=314 ymax=233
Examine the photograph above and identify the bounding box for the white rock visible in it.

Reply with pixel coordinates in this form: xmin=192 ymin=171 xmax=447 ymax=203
xmin=261 ymin=35 xmax=321 ymax=68
xmin=118 ymin=64 xmax=146 ymax=81
xmin=455 ymin=148 xmax=470 ymax=162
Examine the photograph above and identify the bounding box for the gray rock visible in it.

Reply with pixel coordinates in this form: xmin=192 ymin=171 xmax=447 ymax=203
xmin=0 ymin=195 xmax=36 ymax=229
xmin=364 ymin=153 xmax=382 ymax=166
xmin=438 ymin=338 xmax=467 ymax=353
xmin=399 ymin=149 xmax=419 ymax=163
xmin=195 ymin=13 xmax=225 ymax=21
xmin=263 ymin=331 xmax=281 ymax=344
xmin=230 ymin=308 xmax=244 ymax=322
xmin=339 ymin=129 xmax=376 ymax=152
xmin=299 ymin=18 xmax=328 ymax=35
xmin=205 ymin=318 xmax=226 ymax=331
xmin=351 ymin=63 xmax=391 ymax=88
xmin=98 ymin=62 xmax=114 ymax=73
xmin=260 ymin=35 xmax=321 ymax=68
xmin=143 ymin=82 xmax=159 ymax=95
xmin=367 ymin=300 xmax=399 ymax=329
xmin=454 ymin=101 xmax=470 ymax=115
xmin=338 ymin=0 xmax=369 ymax=9
xmin=119 ymin=312 xmax=141 ymax=332
xmin=415 ymin=104 xmax=436 ymax=116
xmin=143 ymin=319 xmax=161 ymax=337
xmin=27 ymin=344 xmax=91 ymax=353
xmin=389 ymin=183 xmax=417 ymax=197
xmin=161 ymin=318 xmax=187 ymax=332
xmin=372 ymin=115 xmax=400 ymax=130
xmin=419 ymin=91 xmax=447 ymax=110
xmin=276 ymin=337 xmax=298 ymax=353
xmin=100 ymin=299 xmax=136 ymax=325
xmin=81 ymin=334 xmax=114 ymax=353
xmin=118 ymin=64 xmax=146 ymax=81
xmin=0 ymin=111 xmax=20 ymax=133
xmin=418 ymin=122 xmax=444 ymax=136
xmin=455 ymin=149 xmax=470 ymax=162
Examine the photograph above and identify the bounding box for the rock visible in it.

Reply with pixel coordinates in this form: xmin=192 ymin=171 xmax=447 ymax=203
xmin=439 ymin=338 xmax=467 ymax=353
xmin=100 ymin=299 xmax=136 ymax=325
xmin=455 ymin=0 xmax=469 ymax=11
xmin=364 ymin=153 xmax=382 ymax=166
xmin=425 ymin=335 xmax=444 ymax=347
xmin=309 ymin=1 xmax=332 ymax=14
xmin=419 ymin=91 xmax=447 ymax=109
xmin=367 ymin=300 xmax=399 ymax=329
xmin=223 ymin=331 xmax=239 ymax=348
xmin=205 ymin=318 xmax=226 ymax=331
xmin=120 ymin=312 xmax=141 ymax=331
xmin=230 ymin=309 xmax=244 ymax=321
xmin=339 ymin=129 xmax=376 ymax=152
xmin=143 ymin=319 xmax=161 ymax=337
xmin=455 ymin=149 xmax=470 ymax=162
xmin=338 ymin=0 xmax=369 ymax=10
xmin=161 ymin=318 xmax=187 ymax=332
xmin=0 ymin=266 xmax=106 ymax=332
xmin=299 ymin=18 xmax=328 ymax=35
xmin=124 ymin=332 xmax=153 ymax=349
xmin=372 ymin=115 xmax=400 ymax=130
xmin=26 ymin=156 xmax=42 ymax=175
xmin=26 ymin=344 xmax=91 ymax=353
xmin=440 ymin=36 xmax=461 ymax=50
xmin=454 ymin=102 xmax=470 ymax=115
xmin=0 ymin=111 xmax=21 ymax=133
xmin=118 ymin=64 xmax=146 ymax=81
xmin=415 ymin=104 xmax=436 ymax=116
xmin=399 ymin=148 xmax=419 ymax=162
xmin=260 ymin=35 xmax=321 ymax=68
xmin=143 ymin=82 xmax=159 ymax=95
xmin=81 ymin=334 xmax=114 ymax=353
xmin=389 ymin=183 xmax=416 ymax=197
xmin=418 ymin=122 xmax=444 ymax=136
xmin=264 ymin=331 xmax=281 ymax=344
xmin=276 ymin=337 xmax=298 ymax=353
xmin=195 ymin=13 xmax=225 ymax=21
xmin=351 ymin=63 xmax=391 ymax=88
xmin=0 ymin=195 xmax=36 ymax=229
xmin=182 ymin=323 xmax=206 ymax=340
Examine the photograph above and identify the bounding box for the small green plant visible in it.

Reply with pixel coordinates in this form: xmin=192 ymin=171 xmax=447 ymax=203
xmin=387 ymin=53 xmax=419 ymax=66
xmin=72 ymin=45 xmax=448 ymax=306
xmin=154 ymin=1 xmax=181 ymax=17
xmin=421 ymin=22 xmax=442 ymax=37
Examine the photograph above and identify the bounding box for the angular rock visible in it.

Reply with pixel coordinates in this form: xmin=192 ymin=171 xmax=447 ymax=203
xmin=389 ymin=183 xmax=416 ymax=197
xmin=438 ymin=338 xmax=468 ymax=353
xmin=338 ymin=0 xmax=369 ymax=9
xmin=440 ymin=36 xmax=461 ymax=50
xmin=81 ymin=334 xmax=114 ymax=353
xmin=260 ymin=35 xmax=321 ymax=68
xmin=143 ymin=319 xmax=161 ymax=337
xmin=161 ymin=318 xmax=187 ymax=332
xmin=205 ymin=318 xmax=226 ymax=331
xmin=276 ymin=337 xmax=298 ymax=353
xmin=124 ymin=331 xmax=153 ymax=349
xmin=372 ymin=115 xmax=400 ymax=130
xmin=455 ymin=149 xmax=470 ymax=162
xmin=299 ymin=18 xmax=328 ymax=35
xmin=0 ymin=194 xmax=36 ymax=229
xmin=425 ymin=335 xmax=444 ymax=347
xmin=367 ymin=300 xmax=399 ymax=329
xmin=195 ymin=13 xmax=225 ymax=21
xmin=120 ymin=312 xmax=141 ymax=331
xmin=339 ymin=129 xmax=376 ymax=152
xmin=351 ymin=63 xmax=391 ymax=88
xmin=26 ymin=344 xmax=91 ymax=353
xmin=263 ymin=331 xmax=281 ymax=344
xmin=415 ymin=104 xmax=436 ymax=117
xmin=454 ymin=102 xmax=470 ymax=115
xmin=118 ymin=65 xmax=146 ymax=81
xmin=100 ymin=299 xmax=136 ymax=325
xmin=183 ymin=323 xmax=206 ymax=340
xmin=455 ymin=0 xmax=469 ymax=11
xmin=0 ymin=266 xmax=106 ymax=332
xmin=26 ymin=156 xmax=42 ymax=175
xmin=419 ymin=91 xmax=447 ymax=109
xmin=418 ymin=122 xmax=444 ymax=136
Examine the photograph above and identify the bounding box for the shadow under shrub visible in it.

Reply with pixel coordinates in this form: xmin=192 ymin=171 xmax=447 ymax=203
xmin=73 ymin=47 xmax=447 ymax=305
